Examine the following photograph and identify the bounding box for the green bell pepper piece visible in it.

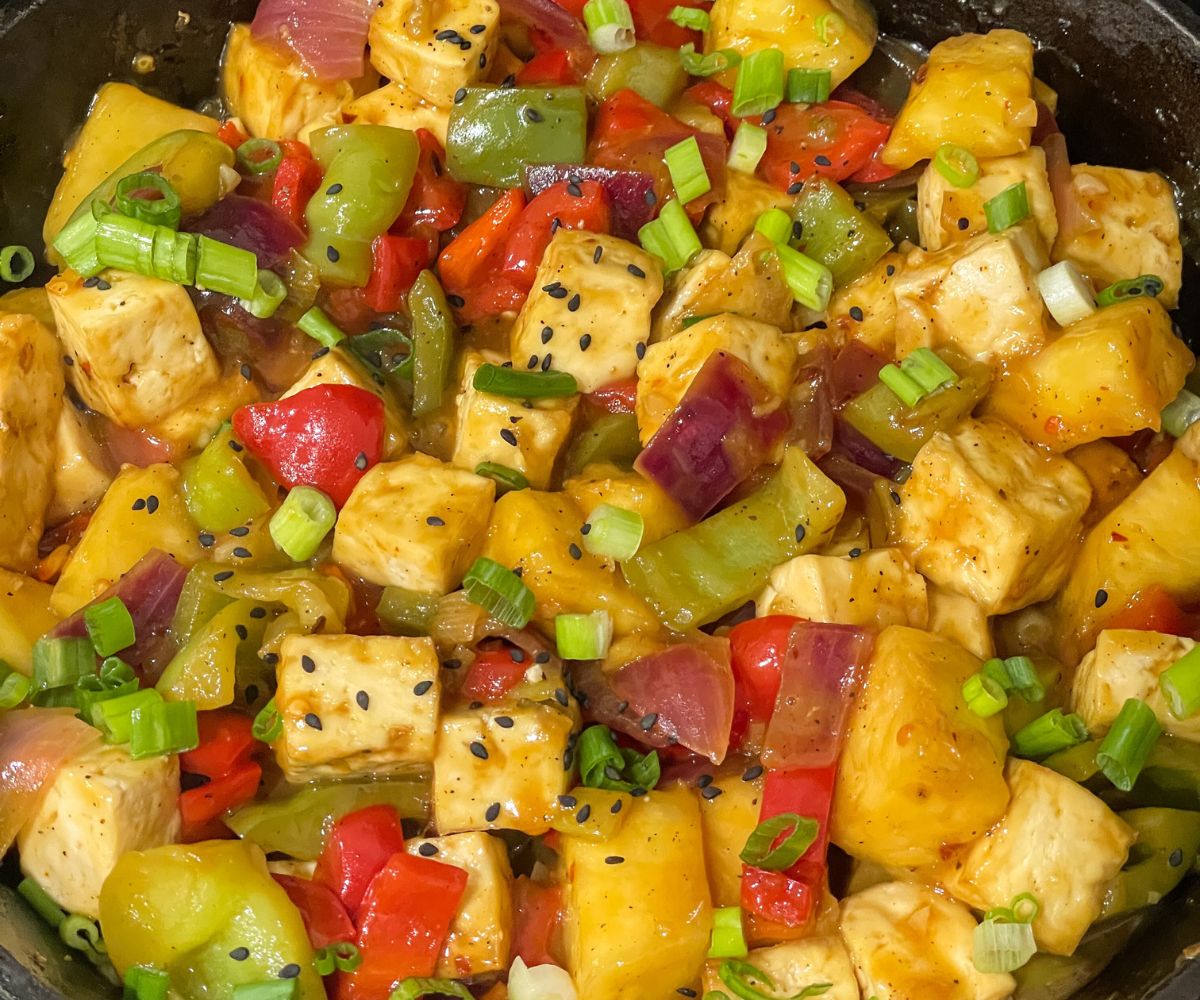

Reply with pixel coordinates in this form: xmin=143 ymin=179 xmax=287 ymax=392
xmin=623 ymin=448 xmax=846 ymax=630
xmin=408 ymin=270 xmax=455 ymax=417
xmin=1102 ymin=807 xmax=1200 ymax=918
xmin=790 ymin=177 xmax=892 ymax=287
xmin=585 ymin=44 xmax=688 ymax=108
xmin=854 ymin=188 xmax=920 ymax=246
xmin=446 ymin=87 xmax=588 ymax=188
xmin=563 ymin=412 xmax=642 ymax=477
xmin=156 ymin=599 xmax=269 ymax=710
xmin=181 ymin=426 xmax=271 ymax=534
xmin=1012 ymin=908 xmax=1146 ymax=1000
xmin=303 ymin=124 xmax=420 ymax=286
xmin=1044 ymin=735 xmax=1200 ymax=811
xmin=377 ymin=587 xmax=440 ymax=636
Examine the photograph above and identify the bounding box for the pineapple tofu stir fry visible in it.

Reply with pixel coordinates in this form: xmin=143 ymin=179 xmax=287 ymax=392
xmin=2 ymin=3 xmax=1200 ymax=1000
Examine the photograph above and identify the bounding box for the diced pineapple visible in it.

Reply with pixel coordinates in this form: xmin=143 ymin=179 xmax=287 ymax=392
xmin=697 ymin=770 xmax=763 ymax=907
xmin=509 ymin=231 xmax=664 ymax=393
xmin=700 ymin=171 xmax=794 ymax=256
xmin=0 ymin=288 xmax=55 ymax=329
xmin=635 ymin=314 xmax=796 ymax=444
xmin=147 ymin=373 xmax=261 ymax=455
xmin=700 ymin=938 xmax=859 ymax=1000
xmin=273 ymin=634 xmax=440 ymax=782
xmin=544 ymin=786 xmax=631 ymax=841
xmin=882 ymin=30 xmax=1037 ymax=169
xmin=0 ymin=313 xmax=63 ymax=571
xmin=756 ymin=548 xmax=929 ymax=629
xmin=926 ymin=586 xmax=994 ymax=660
xmin=0 ymin=569 xmax=58 ymax=674
xmin=1067 ymin=440 xmax=1144 ymax=528
xmin=893 ymin=225 xmax=1049 ymax=365
xmin=917 ymin=147 xmax=1058 ymax=251
xmin=1073 ymin=629 xmax=1200 ymax=741
xmin=332 ymin=453 xmax=494 ymax=594
xmin=827 ymin=253 xmax=904 ymax=354
xmin=982 ymin=298 xmax=1192 ymax=450
xmin=562 ymin=787 xmax=711 ymax=998
xmin=432 ymin=700 xmax=574 ymax=835
xmin=451 ymin=350 xmax=578 ymax=490
xmin=936 ymin=759 xmax=1135 ymax=955
xmin=1053 ymin=164 xmax=1183 ymax=308
xmin=369 ymin=0 xmax=501 ymax=107
xmin=480 ymin=489 xmax=659 ymax=636
xmin=48 ymin=404 xmax=113 ymax=526
xmin=707 ymin=0 xmax=877 ymax=90
xmin=561 ymin=464 xmax=689 ymax=545
xmin=51 ymin=464 xmax=203 ymax=616
xmin=404 ymin=832 xmax=513 ymax=977
xmin=831 ymin=626 xmax=1009 ymax=868
xmin=840 ymin=882 xmax=1015 ymax=1000
xmin=47 ymin=270 xmax=219 ymax=428
xmin=898 ymin=418 xmax=1092 ymax=615
xmin=345 ymin=83 xmax=452 ymax=146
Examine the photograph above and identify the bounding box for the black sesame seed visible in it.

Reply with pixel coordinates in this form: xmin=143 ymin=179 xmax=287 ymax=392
xmin=235 ymin=624 xmax=249 ymax=641
xmin=566 ymin=543 xmax=582 ymax=561
xmin=280 ymin=961 xmax=301 ymax=979
xmin=957 ymin=217 xmax=970 ymax=231
xmin=1095 ymin=589 xmax=1109 ymax=608
xmin=301 ymin=655 xmax=316 ymax=673
xmin=418 ymin=842 xmax=439 ymax=856
xmin=214 ymin=570 xmax=234 ymax=583
xmin=541 ymin=354 xmax=553 ymax=371
xmin=426 ymin=515 xmax=446 ymax=526
xmin=447 ymin=293 xmax=466 ymax=308
xmin=230 ymin=525 xmax=250 ymax=537
xmin=413 ymin=680 xmax=434 ymax=697
xmin=96 ymin=279 xmax=111 ymax=291
xmin=1170 ymin=847 xmax=1184 ymax=867
xmin=701 ymin=785 xmax=723 ymax=800
xmin=547 ymin=286 xmax=568 ymax=299
xmin=849 ymin=306 xmax=864 ymax=322
xmin=535 ymin=650 xmax=551 ymax=664
xmin=849 ymin=547 xmax=862 ymax=558
xmin=790 ymin=161 xmax=801 ymax=174
xmin=761 ymin=108 xmax=777 ymax=125
xmin=559 ymin=794 xmax=578 ymax=808
xmin=312 ymin=347 xmax=330 ymax=360
xmin=886 ymin=264 xmax=896 ymax=276
xmin=501 ymin=74 xmax=516 ymax=88
xmin=576 ymin=804 xmax=592 ymax=823
xmin=580 ymin=522 xmax=592 ymax=536
xmin=793 ymin=220 xmax=804 ymax=241
xmin=356 ymin=690 xmax=370 ymax=710
xmin=743 ymin=764 xmax=764 ymax=781
xmin=146 ymin=495 xmax=160 ymax=514
xmin=500 ymin=428 xmax=518 ymax=446
xmin=496 ymin=715 xmax=514 ymax=728
xmin=83 ymin=276 xmax=100 ymax=288
xmin=435 ymin=28 xmax=457 ymax=40
xmin=592 ymin=245 xmax=603 ymax=263
xmin=677 ymin=990 xmax=698 ymax=998
xmin=635 ymin=341 xmax=646 ymax=360
xmin=485 ymin=802 xmax=501 ymax=822
xmin=541 ymin=326 xmax=554 ymax=344
xmin=815 ymin=154 xmax=832 ymax=166
xmin=555 ymin=687 xmax=569 ymax=706
xmin=443 ymin=657 xmax=462 ymax=670
xmin=470 ymin=741 xmax=489 ymax=760
xmin=787 ymin=182 xmax=803 ymax=195
xmin=250 ymin=607 xmax=267 ymax=620
xmin=604 ymin=855 xmax=624 ymax=864
xmin=524 ymin=106 xmax=544 ymax=123
xmin=542 ymin=280 xmax=562 ymax=293
xmin=627 ymin=263 xmax=646 ymax=278
xmin=510 ymin=649 xmax=526 ymax=663
xmin=199 ymin=532 xmax=215 ymax=547
xmin=568 ymin=181 xmax=583 ymax=197
xmin=617 ymin=700 xmax=629 ymax=713
xmin=132 ymin=498 xmax=147 ymax=511
xmin=355 ymin=451 xmax=368 ymax=471
xmin=696 ymin=774 xmax=713 ymax=788
xmin=262 ymin=652 xmax=279 ymax=666
xmin=454 ymin=87 xmax=467 ymax=104
xmin=640 ymin=713 xmax=658 ymax=731
xmin=229 ymin=439 xmax=244 ymax=452
xmin=230 ymin=947 xmax=250 ymax=961
xmin=630 ymin=786 xmax=648 ymax=797
xmin=239 ymin=363 xmax=252 ymax=381
xmin=232 ymin=546 xmax=252 ymax=559
xmin=326 ymin=245 xmax=340 ymax=262
xmin=479 ymin=52 xmax=487 ymax=67
xmin=890 ymin=489 xmax=901 ymax=506
xmin=470 ymin=22 xmax=486 ymax=32
xmin=304 ymin=713 xmax=323 ymax=730
xmin=245 ymin=683 xmax=260 ymax=704
xmin=645 ymin=189 xmax=658 ymax=205
xmin=795 ymin=524 xmax=806 ymax=543
xmin=610 ymin=798 xmax=623 ymax=814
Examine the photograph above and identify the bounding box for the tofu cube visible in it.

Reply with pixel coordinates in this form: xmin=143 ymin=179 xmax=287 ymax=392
xmin=0 ymin=313 xmax=63 ymax=571
xmin=882 ymin=30 xmax=1037 ymax=169
xmin=432 ymin=700 xmax=574 ymax=834
xmin=701 ymin=938 xmax=859 ymax=1000
xmin=918 ymin=147 xmax=1058 ymax=251
xmin=840 ymin=882 xmax=1015 ymax=1000
xmin=1053 ymin=164 xmax=1183 ymax=308
xmin=146 ymin=373 xmax=261 ymax=454
xmin=938 ymin=759 xmax=1136 ymax=955
xmin=0 ymin=569 xmax=58 ymax=674
xmin=697 ymin=771 xmax=763 ymax=908
xmin=635 ymin=314 xmax=796 ymax=444
xmin=700 ymin=170 xmax=794 ymax=256
xmin=47 ymin=270 xmax=219 ymax=428
xmin=18 ymin=744 xmax=180 ymax=919
xmin=48 ymin=403 xmax=113 ymax=526
xmin=898 ymin=418 xmax=1092 ymax=615
xmin=369 ymin=0 xmax=500 ymax=108
xmin=982 ymin=297 xmax=1192 ymax=450
xmin=509 ymin=230 xmax=664 ymax=394
xmin=451 ymin=350 xmax=578 ymax=490
xmin=562 ymin=464 xmax=689 ymax=546
xmin=346 ymin=83 xmax=451 ymax=146
xmin=827 ymin=253 xmax=905 ymax=355
xmin=926 ymin=586 xmax=994 ymax=660
xmin=332 ymin=453 xmax=494 ymax=593
xmin=273 ymin=633 xmax=441 ymax=782
xmin=404 ymin=832 xmax=513 ymax=977
xmin=756 ymin=548 xmax=929 ymax=630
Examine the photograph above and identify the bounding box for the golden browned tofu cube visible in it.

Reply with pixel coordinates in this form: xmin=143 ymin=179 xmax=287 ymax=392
xmin=700 ymin=938 xmax=860 ymax=1000
xmin=346 ymin=83 xmax=452 ymax=146
xmin=827 ymin=253 xmax=904 ymax=354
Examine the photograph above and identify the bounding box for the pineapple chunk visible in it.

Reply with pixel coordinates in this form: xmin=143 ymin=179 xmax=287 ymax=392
xmin=404 ymin=832 xmax=513 ymax=977
xmin=1073 ymin=629 xmax=1200 ymax=742
xmin=332 ymin=453 xmax=494 ymax=593
xmin=882 ymin=30 xmax=1037 ymax=169
xmin=509 ymin=231 xmax=664 ymax=393
xmin=937 ymin=760 xmax=1135 ymax=955
xmin=451 ymin=351 xmax=578 ymax=490
xmin=1053 ymin=164 xmax=1183 ymax=308
xmin=0 ymin=313 xmax=63 ymax=571
xmin=562 ymin=464 xmax=689 ymax=545
xmin=47 ymin=270 xmax=219 ymax=428
xmin=1067 ymin=440 xmax=1143 ymax=527
xmin=831 ymin=626 xmax=1009 ymax=868
xmin=562 ymin=787 xmax=711 ymax=999
xmin=840 ymin=882 xmax=1015 ymax=1000
xmin=0 ymin=569 xmax=58 ymax=674
xmin=147 ymin=373 xmax=261 ymax=455
xmin=544 ymin=786 xmax=631 ymax=841
xmin=707 ymin=0 xmax=877 ymax=90
xmin=898 ymin=419 xmax=1092 ymax=615
xmin=982 ymin=298 xmax=1191 ymax=450
xmin=432 ymin=700 xmax=573 ymax=835
xmin=697 ymin=770 xmax=763 ymax=907
xmin=756 ymin=548 xmax=929 ymax=629
xmin=926 ymin=586 xmax=994 ymax=660
xmin=635 ymin=314 xmax=796 ymax=444
xmin=369 ymin=0 xmax=501 ymax=107
xmin=701 ymin=171 xmax=794 ymax=256
xmin=917 ymin=147 xmax=1058 ymax=251
xmin=51 ymin=465 xmax=203 ymax=616
xmin=273 ymin=634 xmax=440 ymax=782
xmin=346 ymin=83 xmax=452 ymax=146
xmin=700 ymin=938 xmax=859 ymax=1000
xmin=48 ymin=406 xmax=113 ymax=526
xmin=827 ymin=253 xmax=904 ymax=354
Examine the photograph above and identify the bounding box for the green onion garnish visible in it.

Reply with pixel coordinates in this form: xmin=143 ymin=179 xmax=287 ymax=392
xmin=1160 ymin=645 xmax=1200 ymax=719
xmin=1036 ymin=260 xmax=1096 ymax=327
xmin=239 ymin=269 xmax=288 ymax=320
xmin=932 ymin=143 xmax=980 ymax=188
xmin=1011 ymin=708 xmax=1089 ymax=759
xmin=253 ymin=698 xmax=283 ymax=742
xmin=739 ymin=813 xmax=819 ymax=871
xmin=785 ymin=68 xmax=832 ymax=104
xmin=582 ymin=0 xmax=636 ymax=53
xmin=962 ymin=672 xmax=1008 ymax=718
xmin=59 ymin=913 xmax=106 ymax=962
xmin=91 ymin=688 xmax=162 ymax=744
xmin=754 ymin=208 xmax=792 ymax=246
xmin=982 ymin=655 xmax=1044 ymax=702
xmin=18 ymin=877 xmax=66 ymax=928
xmin=577 ymin=724 xmax=660 ymax=792
xmin=231 ymin=981 xmax=298 ymax=1000
xmin=237 ymin=137 xmax=285 ymax=175
xmin=555 ymin=610 xmax=613 ymax=660
xmin=814 ymin=11 xmax=843 ymax=44
xmin=462 ymin=557 xmax=536 ymax=628
xmin=270 ymin=485 xmax=337 ymax=562
xmin=983 ymin=181 xmax=1030 ymax=233
xmin=0 ymin=661 xmax=31 ymax=709
xmin=0 ymin=244 xmax=35 ymax=282
xmin=75 ymin=658 xmax=139 ymax=718
xmin=115 ymin=172 xmax=183 ymax=229
xmin=474 ymin=462 xmax=530 ymax=493
xmin=664 ymin=135 xmax=712 ymax=204
xmin=775 ymin=243 xmax=833 ymax=311
xmin=32 ymin=637 xmax=95 ymax=693
xmin=638 ymin=198 xmax=702 ymax=274
xmin=708 ymin=906 xmax=748 ymax=959
xmin=727 ymin=122 xmax=768 ymax=175
xmin=731 ymin=48 xmax=785 ymax=118
xmin=878 ymin=347 xmax=959 ymax=407
xmin=668 ymin=5 xmax=710 ymax=29
xmin=472 ymin=363 xmax=579 ymax=399
xmin=129 ymin=698 xmax=199 ymax=759
xmin=387 ymin=978 xmax=473 ymax=1000
xmin=297 ymin=305 xmax=347 ymax=348
xmin=195 ymin=235 xmax=259 ymax=299
xmin=679 ymin=43 xmax=741 ymax=77
xmin=718 ymin=959 xmax=830 ymax=1000
xmin=1096 ymin=274 xmax=1165 ymax=307
xmin=1096 ymin=697 xmax=1162 ymax=791
xmin=581 ymin=503 xmax=644 ymax=560
xmin=1161 ymin=388 xmax=1200 ymax=439
xmin=314 ymin=941 xmax=362 ymax=975
xmin=973 ymin=918 xmax=1036 ymax=974
xmin=51 ymin=210 xmax=104 ymax=278
xmin=123 ymin=965 xmax=170 ymax=1000
xmin=83 ymin=596 xmax=136 ymax=657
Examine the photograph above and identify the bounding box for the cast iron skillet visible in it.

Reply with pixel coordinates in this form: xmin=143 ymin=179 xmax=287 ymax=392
xmin=1 ymin=0 xmax=1200 ymax=997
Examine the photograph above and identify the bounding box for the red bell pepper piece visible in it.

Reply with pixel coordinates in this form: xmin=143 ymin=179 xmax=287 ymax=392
xmin=363 ymin=235 xmax=430 ymax=314
xmin=315 ymin=805 xmax=407 ymax=921
xmin=232 ymin=384 xmax=385 ymax=508
xmin=180 ymin=709 xmax=258 ymax=780
xmin=437 ymin=189 xmax=528 ymax=321
xmin=395 ymin=129 xmax=467 ymax=234
xmin=1104 ymin=583 xmax=1197 ymax=636
xmin=460 ymin=648 xmax=530 ymax=703
xmin=217 ymin=120 xmax=249 ymax=150
xmin=273 ymin=155 xmax=324 ymax=229
xmin=517 ymin=49 xmax=581 ymax=86
xmin=275 ymin=874 xmax=358 ymax=950
xmin=500 ymin=180 xmax=611 ymax=294
xmin=588 ymin=376 xmax=639 ymax=415
xmin=741 ymin=868 xmax=815 ymax=927
xmin=511 ymin=878 xmax=563 ymax=967
xmin=179 ymin=760 xmax=263 ymax=839
xmin=729 ymin=615 xmax=798 ymax=725
xmin=339 ymin=852 xmax=469 ymax=1000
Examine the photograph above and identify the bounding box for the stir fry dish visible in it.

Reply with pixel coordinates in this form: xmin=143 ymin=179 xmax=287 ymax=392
xmin=0 ymin=0 xmax=1198 ymax=998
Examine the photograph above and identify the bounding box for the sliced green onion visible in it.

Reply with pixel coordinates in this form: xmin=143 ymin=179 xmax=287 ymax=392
xmin=474 ymin=462 xmax=530 ymax=493
xmin=253 ymin=697 xmax=283 ymax=743
xmin=727 ymin=122 xmax=768 ymax=175
xmin=92 ymin=688 xmax=162 ymax=744
xmin=239 ymin=269 xmax=288 ymax=319
xmin=387 ymin=977 xmax=473 ymax=1000
xmin=1096 ymin=697 xmax=1162 ymax=791
xmin=555 ymin=610 xmax=613 ymax=660
xmin=1011 ymin=708 xmax=1089 ymax=759
xmin=638 ymin=198 xmax=702 ymax=274
xmin=739 ymin=812 xmax=819 ymax=871
xmin=232 ymin=982 xmax=297 ymax=1000
xmin=624 ymin=745 xmax=660 ymax=789
xmin=129 ymin=698 xmax=199 ymax=759
xmin=270 ymin=486 xmax=337 ymax=562
xmin=578 ymin=724 xmax=625 ymax=788
xmin=962 ymin=672 xmax=1008 ymax=718
xmin=315 ymin=941 xmax=362 ymax=975
xmin=878 ymin=348 xmax=958 ymax=407
xmin=583 ymin=0 xmax=636 ymax=54
xmin=1036 ymin=260 xmax=1096 ymax=326
xmin=237 ymin=138 xmax=284 ymax=175
xmin=18 ymin=877 xmax=66 ymax=928
xmin=32 ymin=637 xmax=95 ymax=693
xmin=0 ymin=661 xmax=31 ymax=709
xmin=96 ymin=214 xmax=156 ymax=275
xmin=60 ymin=912 xmax=107 ymax=962
xmin=982 ymin=655 xmax=1044 ymax=702
xmin=52 ymin=209 xmax=104 ymax=278
xmin=1162 ymin=388 xmax=1200 ymax=439
xmin=932 ymin=144 xmax=980 ymax=188
xmin=0 ymin=245 xmax=35 ymax=282
xmin=581 ymin=503 xmax=645 ymax=560
xmin=668 ymin=5 xmax=709 ymax=29
xmin=754 ymin=208 xmax=792 ymax=245
xmin=814 ymin=11 xmax=843 ymax=45
xmin=297 ymin=305 xmax=347 ymax=348
xmin=195 ymin=235 xmax=259 ymax=298
xmin=462 ymin=557 xmax=536 ymax=628
xmin=123 ymin=965 xmax=170 ymax=1000
xmin=1009 ymin=892 xmax=1040 ymax=923
xmin=731 ymin=48 xmax=785 ymax=118
xmin=664 ymin=135 xmax=712 ymax=203
xmin=83 ymin=596 xmax=136 ymax=657
xmin=983 ymin=181 xmax=1030 ymax=233
xmin=75 ymin=659 xmax=140 ymax=718
xmin=973 ymin=918 xmax=1036 ymax=973
xmin=718 ymin=960 xmax=829 ymax=1000
xmin=785 ymin=68 xmax=832 ymax=104
xmin=775 ymin=243 xmax=833 ymax=311
xmin=708 ymin=906 xmax=748 ymax=959
xmin=115 ymin=172 xmax=182 ymax=229
xmin=473 ymin=363 xmax=579 ymax=399
xmin=1096 ymin=274 xmax=1165 ymax=307
xmin=1161 ymin=645 xmax=1200 ymax=719
xmin=679 ymin=43 xmax=741 ymax=77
